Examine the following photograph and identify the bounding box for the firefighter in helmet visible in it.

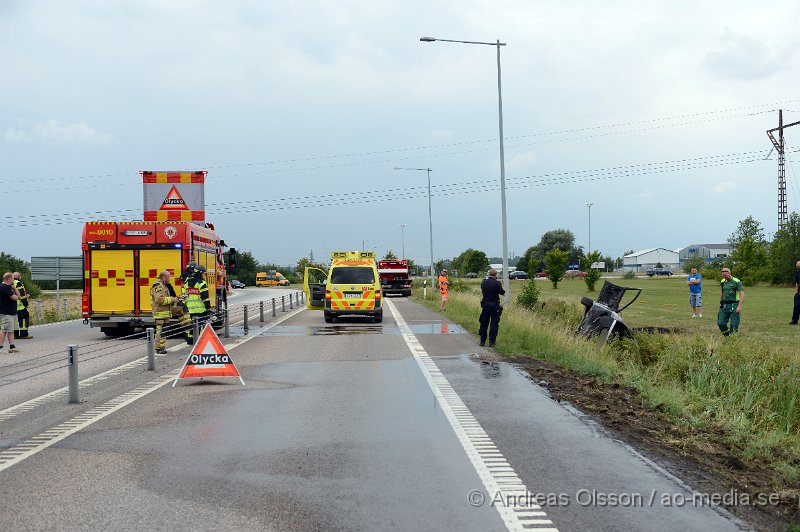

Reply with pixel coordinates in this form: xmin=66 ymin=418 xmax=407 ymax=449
xmin=184 ymin=263 xmax=211 ymax=344
xmin=12 ymin=272 xmax=31 ymax=339
xmin=149 ymin=270 xmax=191 ymax=354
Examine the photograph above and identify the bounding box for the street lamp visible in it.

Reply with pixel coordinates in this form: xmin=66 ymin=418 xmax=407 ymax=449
xmin=399 ymin=223 xmax=407 ymax=259
xmin=586 ymin=203 xmax=594 ymax=254
xmin=420 ymin=36 xmax=510 ymax=305
xmin=394 ymin=167 xmax=435 ymax=291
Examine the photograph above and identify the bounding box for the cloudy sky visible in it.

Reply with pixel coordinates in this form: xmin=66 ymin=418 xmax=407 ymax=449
xmin=3 ymin=0 xmax=800 ymax=267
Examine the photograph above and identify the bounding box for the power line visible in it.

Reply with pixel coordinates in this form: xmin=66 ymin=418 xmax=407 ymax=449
xmin=3 ymin=101 xmax=786 ymax=187
xmin=1 ymin=149 xmax=768 ymax=228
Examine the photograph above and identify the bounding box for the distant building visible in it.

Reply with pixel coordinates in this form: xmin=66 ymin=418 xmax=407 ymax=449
xmin=678 ymin=243 xmax=730 ymax=266
xmin=623 ymin=248 xmax=680 ymax=273
xmin=489 ymin=263 xmax=516 ymax=274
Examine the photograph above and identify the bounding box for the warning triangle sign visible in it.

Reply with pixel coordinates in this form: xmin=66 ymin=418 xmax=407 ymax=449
xmin=173 ymin=324 xmax=245 ymax=386
xmin=161 ymin=185 xmax=189 ymax=210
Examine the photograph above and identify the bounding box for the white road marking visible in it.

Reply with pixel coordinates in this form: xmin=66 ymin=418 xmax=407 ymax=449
xmin=0 ymin=305 xmax=306 ymax=473
xmin=385 ymin=299 xmax=558 ymax=532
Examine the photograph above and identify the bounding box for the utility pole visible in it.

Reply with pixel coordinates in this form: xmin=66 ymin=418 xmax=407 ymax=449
xmin=767 ymin=109 xmax=800 ymax=228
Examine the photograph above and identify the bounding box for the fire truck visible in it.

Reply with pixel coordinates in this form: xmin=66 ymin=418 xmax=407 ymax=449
xmin=377 ymin=259 xmax=412 ymax=296
xmin=81 ymin=220 xmax=232 ymax=336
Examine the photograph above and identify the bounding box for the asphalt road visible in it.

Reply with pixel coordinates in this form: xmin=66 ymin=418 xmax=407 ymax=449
xmin=0 ymin=293 xmax=747 ymax=531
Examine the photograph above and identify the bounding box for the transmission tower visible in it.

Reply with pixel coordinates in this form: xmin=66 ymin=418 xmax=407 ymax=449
xmin=766 ymin=109 xmax=800 ymax=228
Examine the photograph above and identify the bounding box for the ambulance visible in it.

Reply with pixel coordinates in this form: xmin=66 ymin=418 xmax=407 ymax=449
xmin=303 ymin=251 xmax=382 ymax=323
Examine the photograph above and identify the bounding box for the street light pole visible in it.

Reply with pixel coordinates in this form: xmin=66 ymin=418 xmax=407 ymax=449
xmin=421 ymin=36 xmax=509 ymax=305
xmin=399 ymin=223 xmax=407 ymax=259
xmin=394 ymin=167 xmax=435 ymax=290
xmin=586 ymin=203 xmax=594 ymax=254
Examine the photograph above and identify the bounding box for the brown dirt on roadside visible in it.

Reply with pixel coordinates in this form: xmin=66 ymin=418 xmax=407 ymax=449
xmin=485 ymin=353 xmax=799 ymax=531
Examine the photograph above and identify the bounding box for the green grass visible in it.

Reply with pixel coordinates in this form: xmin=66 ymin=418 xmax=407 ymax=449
xmin=416 ymin=275 xmax=800 ymax=485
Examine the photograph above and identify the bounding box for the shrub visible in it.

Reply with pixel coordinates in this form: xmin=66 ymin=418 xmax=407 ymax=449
xmin=545 ymin=248 xmax=569 ymax=288
xmin=622 ymin=270 xmax=636 ymax=280
xmin=516 ymin=279 xmax=541 ymax=310
xmin=448 ymin=278 xmax=470 ymax=293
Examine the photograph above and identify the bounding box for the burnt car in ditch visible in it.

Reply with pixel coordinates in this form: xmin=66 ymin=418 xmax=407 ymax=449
xmin=577 ymin=281 xmax=642 ymax=344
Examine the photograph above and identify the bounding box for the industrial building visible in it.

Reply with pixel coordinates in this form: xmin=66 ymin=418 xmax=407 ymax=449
xmin=623 ymin=248 xmax=680 ymax=273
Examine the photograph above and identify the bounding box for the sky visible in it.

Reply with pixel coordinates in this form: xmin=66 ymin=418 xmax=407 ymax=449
xmin=3 ymin=0 xmax=800 ymax=268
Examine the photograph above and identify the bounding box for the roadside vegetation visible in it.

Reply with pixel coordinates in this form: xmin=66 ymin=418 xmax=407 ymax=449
xmin=413 ymin=275 xmax=800 ymax=511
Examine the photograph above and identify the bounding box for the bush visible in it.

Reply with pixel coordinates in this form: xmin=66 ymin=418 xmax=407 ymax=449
xmin=622 ymin=270 xmax=636 ymax=280
xmin=448 ymin=279 xmax=470 ymax=293
xmin=516 ymin=279 xmax=541 ymax=310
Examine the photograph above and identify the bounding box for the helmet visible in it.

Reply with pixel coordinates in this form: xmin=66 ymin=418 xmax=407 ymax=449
xmin=185 ymin=261 xmax=199 ymax=272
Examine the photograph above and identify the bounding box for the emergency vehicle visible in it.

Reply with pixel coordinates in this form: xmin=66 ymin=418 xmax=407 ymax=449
xmin=303 ymin=251 xmax=382 ymax=323
xmin=81 ymin=220 xmax=231 ymax=336
xmin=377 ymin=259 xmax=412 ymax=296
xmin=256 ymin=270 xmax=291 ymax=287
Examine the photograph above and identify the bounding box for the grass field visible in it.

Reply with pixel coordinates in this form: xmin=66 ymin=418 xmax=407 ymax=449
xmin=414 ymin=274 xmax=800 ymax=489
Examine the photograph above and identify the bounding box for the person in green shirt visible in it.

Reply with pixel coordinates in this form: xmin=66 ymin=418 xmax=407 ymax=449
xmin=717 ymin=267 xmax=744 ymax=336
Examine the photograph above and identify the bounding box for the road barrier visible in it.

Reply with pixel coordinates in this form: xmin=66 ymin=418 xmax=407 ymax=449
xmin=272 ymin=298 xmax=276 ymax=317
xmin=243 ymin=305 xmax=249 ymax=335
xmin=146 ymin=328 xmax=155 ymax=371
xmin=259 ymin=301 xmax=264 ymax=323
xmin=67 ymin=344 xmax=79 ymax=404
xmin=281 ymin=296 xmax=285 ymax=312
xmin=289 ymin=293 xmax=293 ymax=309
xmin=223 ymin=308 xmax=230 ymax=338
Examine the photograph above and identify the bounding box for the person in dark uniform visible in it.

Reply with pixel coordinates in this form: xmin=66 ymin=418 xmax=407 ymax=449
xmin=479 ymin=269 xmax=505 ymax=347
xmin=791 ymin=260 xmax=800 ymax=325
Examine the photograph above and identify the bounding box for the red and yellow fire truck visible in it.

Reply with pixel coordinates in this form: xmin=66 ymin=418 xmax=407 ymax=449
xmin=81 ymin=220 xmax=231 ymax=336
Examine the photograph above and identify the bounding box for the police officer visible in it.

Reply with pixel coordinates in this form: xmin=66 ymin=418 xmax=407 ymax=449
xmin=718 ymin=267 xmax=744 ymax=336
xmin=184 ymin=264 xmax=211 ymax=344
xmin=150 ymin=271 xmax=190 ymax=354
xmin=12 ymin=272 xmax=31 ymax=339
xmin=479 ymin=269 xmax=505 ymax=347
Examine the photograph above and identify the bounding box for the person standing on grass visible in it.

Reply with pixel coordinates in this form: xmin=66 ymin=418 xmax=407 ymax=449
xmin=0 ymin=272 xmax=21 ymax=353
xmin=438 ymin=269 xmax=449 ymax=311
xmin=687 ymin=267 xmax=703 ymax=318
xmin=478 ymin=269 xmax=505 ymax=347
xmin=791 ymin=260 xmax=800 ymax=325
xmin=718 ymin=267 xmax=744 ymax=336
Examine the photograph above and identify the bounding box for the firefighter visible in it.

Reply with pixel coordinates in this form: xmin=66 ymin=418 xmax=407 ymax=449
xmin=12 ymin=272 xmax=31 ymax=339
xmin=184 ymin=264 xmax=211 ymax=344
xmin=150 ymin=271 xmax=190 ymax=354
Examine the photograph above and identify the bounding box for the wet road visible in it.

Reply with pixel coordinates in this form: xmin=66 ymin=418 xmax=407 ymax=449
xmin=0 ymin=296 xmax=746 ymax=531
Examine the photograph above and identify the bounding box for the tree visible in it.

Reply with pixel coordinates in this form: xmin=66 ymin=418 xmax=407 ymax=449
xmin=729 ymin=215 xmax=766 ymax=249
xmin=230 ymin=250 xmax=259 ymax=284
xmin=0 ymin=252 xmax=41 ymax=297
xmin=655 ymin=261 xmax=663 ymax=268
xmin=580 ymin=251 xmax=604 ymax=291
xmin=602 ymin=255 xmax=614 ymax=272
xmin=545 ymin=248 xmax=569 ymax=288
xmin=534 ymin=229 xmax=576 ymax=263
xmin=452 ymin=248 xmax=489 ymax=276
xmin=434 ymin=260 xmax=445 ymax=274
xmin=383 ymin=250 xmax=397 ymax=260
xmin=683 ymin=256 xmax=706 ymax=274
xmin=517 ymin=245 xmax=536 ymax=274
xmin=728 ymin=216 xmax=770 ymax=285
xmin=769 ymin=212 xmax=800 ymax=284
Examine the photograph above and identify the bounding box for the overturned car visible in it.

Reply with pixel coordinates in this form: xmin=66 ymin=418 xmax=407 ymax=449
xmin=577 ymin=281 xmax=642 ymax=344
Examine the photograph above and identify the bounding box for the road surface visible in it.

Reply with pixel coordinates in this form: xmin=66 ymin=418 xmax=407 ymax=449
xmin=0 ymin=291 xmax=747 ymax=530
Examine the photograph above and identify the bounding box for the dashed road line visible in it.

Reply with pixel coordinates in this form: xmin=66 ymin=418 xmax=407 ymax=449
xmin=386 ymin=299 xmax=558 ymax=532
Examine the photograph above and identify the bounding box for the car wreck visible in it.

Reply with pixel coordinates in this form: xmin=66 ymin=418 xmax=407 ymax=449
xmin=577 ymin=281 xmax=642 ymax=344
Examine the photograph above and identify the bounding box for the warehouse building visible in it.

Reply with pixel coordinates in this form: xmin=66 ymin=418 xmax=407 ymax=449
xmin=678 ymin=243 xmax=730 ymax=267
xmin=623 ymin=248 xmax=680 ymax=273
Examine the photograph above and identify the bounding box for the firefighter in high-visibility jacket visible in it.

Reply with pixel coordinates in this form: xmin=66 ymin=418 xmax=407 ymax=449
xmin=12 ymin=272 xmax=31 ymax=339
xmin=184 ymin=264 xmax=211 ymax=344
xmin=150 ymin=270 xmax=191 ymax=354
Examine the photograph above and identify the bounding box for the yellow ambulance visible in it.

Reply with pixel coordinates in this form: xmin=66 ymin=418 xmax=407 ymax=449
xmin=303 ymin=251 xmax=382 ymax=323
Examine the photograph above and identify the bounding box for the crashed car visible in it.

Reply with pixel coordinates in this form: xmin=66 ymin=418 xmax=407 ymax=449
xmin=577 ymin=281 xmax=642 ymax=344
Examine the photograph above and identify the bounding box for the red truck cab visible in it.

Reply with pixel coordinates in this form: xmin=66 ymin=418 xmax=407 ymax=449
xmin=377 ymin=259 xmax=412 ymax=297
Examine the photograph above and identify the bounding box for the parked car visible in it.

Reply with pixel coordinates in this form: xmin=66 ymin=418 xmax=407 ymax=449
xmin=646 ymin=268 xmax=673 ymax=277
xmin=509 ymin=271 xmax=528 ymax=280
xmin=230 ymin=279 xmax=246 ymax=289
xmin=535 ymin=271 xmax=548 ymax=278
xmin=466 ymin=272 xmax=478 ymax=278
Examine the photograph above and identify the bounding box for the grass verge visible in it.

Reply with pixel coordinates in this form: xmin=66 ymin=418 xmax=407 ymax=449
xmin=414 ymin=279 xmax=800 ymax=523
